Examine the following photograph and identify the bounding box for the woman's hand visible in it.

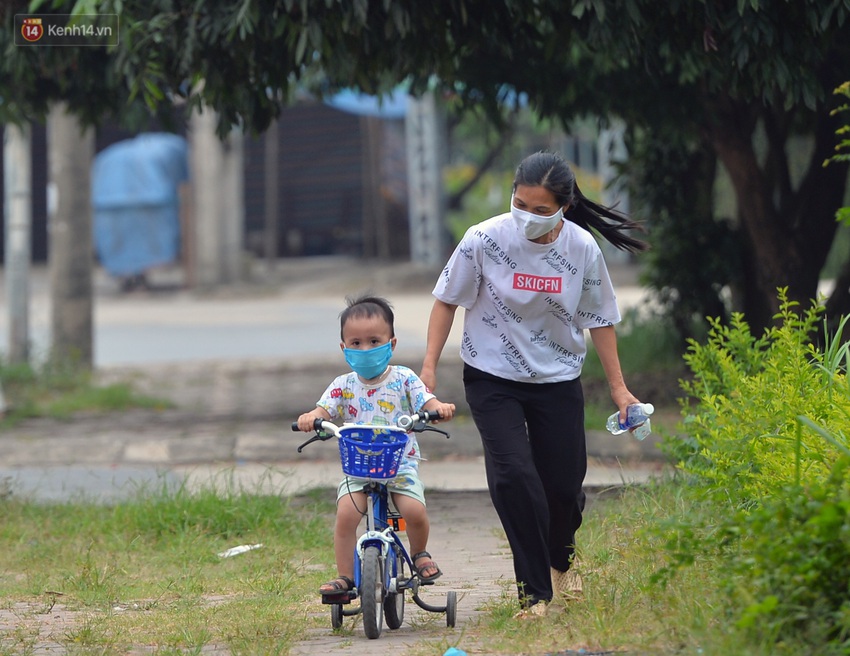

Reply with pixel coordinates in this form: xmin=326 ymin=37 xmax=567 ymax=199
xmin=420 ymin=300 xmax=458 ymax=393
xmin=610 ymin=388 xmax=641 ymax=423
xmin=589 ymin=325 xmax=641 ymax=420
xmin=420 ymin=367 xmax=438 ymax=393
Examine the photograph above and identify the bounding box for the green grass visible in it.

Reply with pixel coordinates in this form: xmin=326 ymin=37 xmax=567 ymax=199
xmin=2 ymin=476 xmax=826 ymax=654
xmin=0 ymin=482 xmax=337 ymax=655
xmin=0 ymin=360 xmax=170 ymax=426
xmin=468 ymin=478 xmax=832 ymax=656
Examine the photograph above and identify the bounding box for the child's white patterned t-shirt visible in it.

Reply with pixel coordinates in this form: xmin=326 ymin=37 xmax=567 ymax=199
xmin=316 ymin=364 xmax=435 ymax=478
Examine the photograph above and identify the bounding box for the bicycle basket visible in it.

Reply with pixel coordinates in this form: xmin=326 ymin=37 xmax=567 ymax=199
xmin=338 ymin=425 xmax=408 ymax=479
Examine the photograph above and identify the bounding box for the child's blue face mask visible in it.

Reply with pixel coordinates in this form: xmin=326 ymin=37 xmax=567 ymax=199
xmin=344 ymin=342 xmax=393 ymax=380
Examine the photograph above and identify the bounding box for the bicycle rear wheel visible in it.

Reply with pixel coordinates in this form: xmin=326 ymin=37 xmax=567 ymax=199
xmin=330 ymin=603 xmax=344 ymax=629
xmin=384 ymin=589 xmax=404 ymax=629
xmin=384 ymin=547 xmax=405 ymax=629
xmin=360 ymin=545 xmax=384 ymax=639
xmin=445 ymin=590 xmax=457 ymax=627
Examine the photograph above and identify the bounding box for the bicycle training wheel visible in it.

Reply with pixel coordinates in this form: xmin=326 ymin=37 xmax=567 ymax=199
xmin=445 ymin=590 xmax=457 ymax=627
xmin=360 ymin=545 xmax=384 ymax=639
xmin=383 ymin=548 xmax=405 ymax=630
xmin=330 ymin=603 xmax=344 ymax=630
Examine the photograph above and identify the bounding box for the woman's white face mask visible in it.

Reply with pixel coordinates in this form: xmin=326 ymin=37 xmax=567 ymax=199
xmin=510 ymin=195 xmax=564 ymax=240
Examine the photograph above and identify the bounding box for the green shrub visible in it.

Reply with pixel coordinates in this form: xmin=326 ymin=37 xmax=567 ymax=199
xmin=668 ymin=290 xmax=849 ymax=504
xmin=724 ymin=457 xmax=850 ymax=648
xmin=654 ymin=292 xmax=850 ymax=649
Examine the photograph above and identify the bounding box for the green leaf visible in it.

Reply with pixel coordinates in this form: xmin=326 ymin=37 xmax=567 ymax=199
xmin=294 ymin=28 xmax=308 ymax=63
xmin=798 ymin=416 xmax=850 ymax=458
xmin=70 ymin=0 xmax=100 ymax=17
xmin=143 ymin=78 xmax=164 ymax=101
xmin=353 ymin=0 xmax=368 ymax=24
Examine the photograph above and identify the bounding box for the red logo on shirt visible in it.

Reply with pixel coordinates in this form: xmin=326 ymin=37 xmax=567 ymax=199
xmin=513 ymin=273 xmax=562 ymax=293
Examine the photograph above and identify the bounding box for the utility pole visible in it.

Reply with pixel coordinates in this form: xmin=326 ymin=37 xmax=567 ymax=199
xmin=189 ymin=107 xmax=245 ymax=288
xmin=264 ymin=118 xmax=279 ymax=268
xmin=597 ymin=121 xmax=631 ymax=265
xmin=220 ymin=126 xmax=244 ymax=283
xmin=3 ymin=123 xmax=32 ymax=364
xmin=47 ymin=102 xmax=95 ymax=368
xmin=405 ymin=91 xmax=447 ymax=267
xmin=189 ymin=107 xmax=218 ymax=288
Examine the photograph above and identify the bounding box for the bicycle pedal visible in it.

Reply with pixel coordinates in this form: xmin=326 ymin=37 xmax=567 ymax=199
xmin=321 ymin=591 xmax=357 ymax=605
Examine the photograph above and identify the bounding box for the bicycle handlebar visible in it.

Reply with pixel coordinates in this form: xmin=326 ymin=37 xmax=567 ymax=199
xmin=292 ymin=411 xmax=447 ymax=453
xmin=289 ymin=418 xmax=341 ymax=435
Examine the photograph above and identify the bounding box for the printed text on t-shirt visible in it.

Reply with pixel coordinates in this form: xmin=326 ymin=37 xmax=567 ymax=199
xmin=513 ymin=273 xmax=562 ymax=293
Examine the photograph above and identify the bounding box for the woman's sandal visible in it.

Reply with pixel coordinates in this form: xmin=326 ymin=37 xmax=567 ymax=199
xmin=412 ymin=551 xmax=443 ymax=583
xmin=318 ymin=575 xmax=355 ymax=596
xmin=514 ymin=601 xmax=549 ymax=619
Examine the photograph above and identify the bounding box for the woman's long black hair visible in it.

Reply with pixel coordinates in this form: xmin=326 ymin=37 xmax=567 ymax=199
xmin=512 ymin=151 xmax=649 ymax=253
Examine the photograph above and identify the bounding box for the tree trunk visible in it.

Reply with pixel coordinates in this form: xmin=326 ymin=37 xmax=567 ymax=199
xmin=3 ymin=123 xmax=32 ymax=364
xmin=706 ymin=95 xmax=848 ymax=332
xmin=47 ymin=102 xmax=94 ymax=368
xmin=709 ymin=147 xmax=778 ymax=327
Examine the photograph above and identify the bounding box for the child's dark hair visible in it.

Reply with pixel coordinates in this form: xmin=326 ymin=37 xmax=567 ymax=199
xmin=339 ymin=295 xmax=395 ymax=340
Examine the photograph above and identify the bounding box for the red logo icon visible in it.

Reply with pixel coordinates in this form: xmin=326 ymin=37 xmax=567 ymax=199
xmin=21 ymin=17 xmax=44 ymax=42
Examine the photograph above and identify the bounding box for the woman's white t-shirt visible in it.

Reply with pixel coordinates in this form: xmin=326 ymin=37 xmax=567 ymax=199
xmin=433 ymin=214 xmax=621 ymax=383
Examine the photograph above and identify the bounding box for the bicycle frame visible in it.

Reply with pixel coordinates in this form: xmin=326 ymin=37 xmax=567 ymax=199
xmin=353 ymin=483 xmax=413 ymax=596
xmin=293 ymin=411 xmax=456 ymax=637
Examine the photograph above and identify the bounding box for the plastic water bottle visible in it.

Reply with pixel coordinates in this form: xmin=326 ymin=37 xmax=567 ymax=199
xmin=606 ymin=403 xmax=655 ymax=441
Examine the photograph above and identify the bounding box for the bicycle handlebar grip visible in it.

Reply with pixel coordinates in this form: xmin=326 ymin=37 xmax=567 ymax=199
xmin=291 ymin=418 xmax=330 ymax=432
xmin=422 ymin=410 xmax=442 ymax=422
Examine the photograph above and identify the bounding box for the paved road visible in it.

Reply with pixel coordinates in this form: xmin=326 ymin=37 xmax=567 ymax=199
xmin=290 ymin=489 xmax=512 ymax=656
xmin=0 ymin=257 xmax=652 ymax=368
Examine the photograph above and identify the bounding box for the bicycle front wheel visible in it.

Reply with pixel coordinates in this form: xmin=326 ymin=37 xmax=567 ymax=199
xmin=360 ymin=545 xmax=384 ymax=639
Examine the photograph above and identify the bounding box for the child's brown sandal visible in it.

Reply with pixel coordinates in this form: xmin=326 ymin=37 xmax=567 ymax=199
xmin=318 ymin=575 xmax=355 ymax=596
xmin=412 ymin=551 xmax=443 ymax=583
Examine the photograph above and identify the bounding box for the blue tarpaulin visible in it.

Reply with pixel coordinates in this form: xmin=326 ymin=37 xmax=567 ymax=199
xmin=324 ymin=88 xmax=409 ymax=119
xmin=92 ymin=133 xmax=188 ymax=277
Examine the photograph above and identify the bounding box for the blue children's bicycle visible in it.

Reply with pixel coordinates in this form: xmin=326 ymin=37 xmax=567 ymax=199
xmin=293 ymin=411 xmax=457 ymax=639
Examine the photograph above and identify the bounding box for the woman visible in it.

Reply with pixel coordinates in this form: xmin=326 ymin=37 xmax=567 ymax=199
xmin=419 ymin=151 xmax=648 ymax=616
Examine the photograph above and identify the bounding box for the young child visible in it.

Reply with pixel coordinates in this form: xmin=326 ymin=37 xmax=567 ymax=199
xmin=297 ymin=294 xmax=456 ymax=597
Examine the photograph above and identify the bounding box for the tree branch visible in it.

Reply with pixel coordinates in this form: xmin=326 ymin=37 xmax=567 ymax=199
xmin=446 ymin=125 xmax=514 ymax=211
